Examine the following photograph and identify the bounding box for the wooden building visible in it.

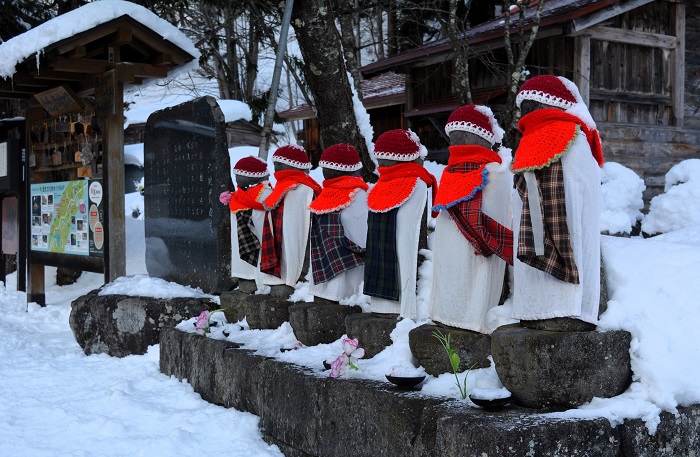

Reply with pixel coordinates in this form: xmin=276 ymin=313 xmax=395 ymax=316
xmin=284 ymin=0 xmax=698 ymax=202
xmin=0 ymin=5 xmax=197 ymax=302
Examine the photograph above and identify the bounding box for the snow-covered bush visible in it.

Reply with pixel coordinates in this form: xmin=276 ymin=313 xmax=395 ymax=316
xmin=600 ymin=162 xmax=645 ymax=235
xmin=642 ymin=159 xmax=700 ymax=235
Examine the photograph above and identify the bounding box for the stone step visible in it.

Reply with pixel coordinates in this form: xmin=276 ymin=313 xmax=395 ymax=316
xmin=409 ymin=323 xmax=492 ymax=376
xmin=160 ymin=327 xmax=700 ymax=457
xmin=289 ymin=301 xmax=363 ymax=346
xmin=491 ymin=324 xmax=633 ymax=408
xmin=345 ymin=313 xmax=398 ymax=358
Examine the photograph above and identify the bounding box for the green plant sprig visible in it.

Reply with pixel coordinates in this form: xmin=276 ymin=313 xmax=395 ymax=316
xmin=432 ymin=330 xmax=477 ymax=400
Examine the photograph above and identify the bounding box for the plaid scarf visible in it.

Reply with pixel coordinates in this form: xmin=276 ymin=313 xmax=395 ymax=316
xmin=264 ymin=169 xmax=322 ymax=210
xmin=363 ymin=208 xmax=400 ymax=301
xmin=434 ymin=146 xmax=513 ymax=265
xmin=514 ymin=159 xmax=579 ymax=284
xmin=260 ymin=202 xmax=284 ymax=277
xmin=368 ymin=162 xmax=438 ymax=217
xmin=310 ymin=176 xmax=368 ymax=214
xmin=310 ymin=212 xmax=365 ymax=284
xmin=235 ymin=210 xmax=261 ymax=266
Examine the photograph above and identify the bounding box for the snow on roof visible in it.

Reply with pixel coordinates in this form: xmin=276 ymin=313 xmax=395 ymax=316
xmin=0 ymin=0 xmax=200 ymax=81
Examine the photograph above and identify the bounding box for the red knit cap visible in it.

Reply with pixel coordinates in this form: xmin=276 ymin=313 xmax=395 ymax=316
xmin=373 ymin=129 xmax=426 ymax=162
xmin=233 ymin=155 xmax=269 ymax=178
xmin=516 ymin=75 xmax=577 ymax=110
xmin=444 ymin=105 xmax=503 ymax=145
xmin=319 ymin=143 xmax=362 ymax=171
xmin=272 ymin=144 xmax=312 ymax=169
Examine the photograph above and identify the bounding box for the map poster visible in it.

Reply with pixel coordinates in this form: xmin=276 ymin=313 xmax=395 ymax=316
xmin=30 ymin=179 xmax=103 ymax=257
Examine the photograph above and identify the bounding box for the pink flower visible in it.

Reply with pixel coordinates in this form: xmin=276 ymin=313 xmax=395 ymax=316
xmin=219 ymin=191 xmax=232 ymax=205
xmin=194 ymin=311 xmax=211 ymax=335
xmin=330 ymin=354 xmax=348 ymax=378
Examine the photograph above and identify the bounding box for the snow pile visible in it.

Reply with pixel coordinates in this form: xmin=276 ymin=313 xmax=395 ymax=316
xmin=99 ymin=274 xmax=217 ymax=301
xmin=600 ymin=162 xmax=645 ymax=235
xmin=642 ymin=159 xmax=700 ymax=235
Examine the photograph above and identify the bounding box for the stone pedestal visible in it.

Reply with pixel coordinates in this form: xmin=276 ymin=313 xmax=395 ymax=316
xmin=491 ymin=324 xmax=632 ymax=409
xmin=409 ymin=324 xmax=491 ymax=376
xmin=220 ymin=290 xmax=294 ymax=329
xmin=345 ymin=313 xmax=397 ymax=358
xmin=289 ymin=301 xmax=362 ymax=346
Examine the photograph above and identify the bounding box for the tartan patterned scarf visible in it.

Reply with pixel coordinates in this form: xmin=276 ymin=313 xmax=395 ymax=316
xmin=514 ymin=159 xmax=579 ymax=284
xmin=368 ymin=162 xmax=438 ymax=217
xmin=264 ymin=169 xmax=322 ymax=210
xmin=363 ymin=208 xmax=400 ymax=301
xmin=310 ymin=211 xmax=365 ymax=284
xmin=235 ymin=210 xmax=261 ymax=266
xmin=512 ymin=108 xmax=604 ymax=173
xmin=260 ymin=171 xmax=320 ymax=278
xmin=260 ymin=202 xmax=284 ymax=278
xmin=310 ymin=176 xmax=368 ymax=215
xmin=434 ymin=145 xmax=513 ymax=265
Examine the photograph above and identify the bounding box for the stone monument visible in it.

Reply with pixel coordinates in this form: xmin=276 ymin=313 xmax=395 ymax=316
xmin=144 ymin=96 xmax=233 ymax=294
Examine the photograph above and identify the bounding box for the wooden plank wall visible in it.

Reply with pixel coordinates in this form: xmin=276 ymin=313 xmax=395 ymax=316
xmin=685 ymin=1 xmax=700 ymax=129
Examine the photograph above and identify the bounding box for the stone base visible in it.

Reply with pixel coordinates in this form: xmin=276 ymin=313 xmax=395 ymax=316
xmin=235 ymin=278 xmax=257 ymax=294
xmin=220 ymin=290 xmax=294 ymax=329
xmin=409 ymin=324 xmax=491 ymax=376
xmin=160 ymin=327 xmax=700 ymax=457
xmin=69 ymin=289 xmax=214 ymax=357
xmin=521 ymin=317 xmax=596 ymax=332
xmin=491 ymin=324 xmax=632 ymax=408
xmin=289 ymin=301 xmax=362 ymax=346
xmin=270 ymin=284 xmax=295 ymax=299
xmin=345 ymin=313 xmax=398 ymax=358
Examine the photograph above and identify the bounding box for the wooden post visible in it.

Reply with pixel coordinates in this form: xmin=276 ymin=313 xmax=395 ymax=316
xmin=25 ymin=106 xmax=44 ymax=305
xmin=97 ymin=68 xmax=126 ymax=282
xmin=671 ymin=2 xmax=685 ymax=128
xmin=574 ymin=35 xmax=591 ymax=107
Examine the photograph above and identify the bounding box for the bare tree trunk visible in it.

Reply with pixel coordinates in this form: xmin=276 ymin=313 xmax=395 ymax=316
xmin=337 ymin=4 xmax=364 ymax=100
xmin=502 ymin=0 xmax=546 ymax=148
xmin=375 ymin=2 xmax=385 ymax=60
xmin=291 ymin=0 xmax=375 ymax=180
xmin=387 ymin=0 xmax=398 ymax=56
xmin=447 ymin=0 xmax=472 ymax=105
xmin=244 ymin=18 xmax=260 ymax=101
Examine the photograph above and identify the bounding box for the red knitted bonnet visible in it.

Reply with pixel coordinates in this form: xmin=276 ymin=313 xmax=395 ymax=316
xmin=233 ymin=155 xmax=269 ymax=178
xmin=319 ymin=143 xmax=362 ymax=171
xmin=373 ymin=129 xmax=426 ymax=161
xmin=272 ymin=144 xmax=312 ymax=169
xmin=444 ymin=105 xmax=503 ymax=145
xmin=516 ymin=75 xmax=577 ymax=110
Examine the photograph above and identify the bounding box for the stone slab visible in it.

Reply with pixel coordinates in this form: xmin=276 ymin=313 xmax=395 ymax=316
xmin=288 ymin=302 xmax=362 ymax=346
xmin=70 ymin=290 xmax=214 ymax=357
xmin=345 ymin=313 xmax=397 ymax=358
xmin=144 ymin=96 xmax=233 ymax=294
xmin=409 ymin=323 xmax=491 ymax=376
xmin=160 ymin=327 xmax=700 ymax=456
xmin=491 ymin=324 xmax=632 ymax=408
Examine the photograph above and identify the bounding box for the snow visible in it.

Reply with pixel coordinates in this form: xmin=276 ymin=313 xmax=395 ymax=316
xmin=124 ymin=143 xmax=144 ymax=167
xmin=0 ymin=0 xmax=200 ymax=83
xmin=642 ymin=159 xmax=700 ymax=235
xmin=600 ymin=162 xmax=645 ymax=235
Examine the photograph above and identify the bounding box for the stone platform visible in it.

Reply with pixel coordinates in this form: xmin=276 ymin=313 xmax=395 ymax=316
xmin=160 ymin=327 xmax=700 ymax=457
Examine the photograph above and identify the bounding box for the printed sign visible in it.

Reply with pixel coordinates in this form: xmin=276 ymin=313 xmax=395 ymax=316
xmin=30 ymin=179 xmax=103 ymax=257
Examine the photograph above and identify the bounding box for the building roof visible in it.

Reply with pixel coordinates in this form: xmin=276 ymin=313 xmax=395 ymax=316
xmin=361 ymin=0 xmax=632 ymax=75
xmin=279 ymin=72 xmax=406 ymax=120
xmin=0 ymin=0 xmax=198 ymax=100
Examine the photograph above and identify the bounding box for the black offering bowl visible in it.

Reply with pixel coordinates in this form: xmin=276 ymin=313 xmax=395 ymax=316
xmin=469 ymin=394 xmax=512 ymax=412
xmin=323 ymin=360 xmax=332 ymax=370
xmin=385 ymin=375 xmax=426 ymax=390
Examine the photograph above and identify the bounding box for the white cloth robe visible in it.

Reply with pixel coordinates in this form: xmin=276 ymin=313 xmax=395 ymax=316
xmin=309 ymin=189 xmax=368 ymax=302
xmin=369 ymin=180 xmax=428 ymax=320
xmin=229 ymin=185 xmax=282 ymax=288
xmin=428 ymin=162 xmax=513 ymax=334
xmin=511 ymin=131 xmax=601 ymax=324
xmin=265 ymin=184 xmax=315 ymax=287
